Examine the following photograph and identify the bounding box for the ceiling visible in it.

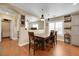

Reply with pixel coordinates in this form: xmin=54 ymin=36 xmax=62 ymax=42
xmin=0 ymin=7 xmax=18 ymax=16
xmin=0 ymin=3 xmax=18 ymax=17
xmin=0 ymin=3 xmax=79 ymax=22
xmin=11 ymin=3 xmax=79 ymax=19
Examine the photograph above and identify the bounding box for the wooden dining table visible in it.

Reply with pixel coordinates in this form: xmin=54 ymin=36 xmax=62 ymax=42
xmin=35 ymin=34 xmax=49 ymax=50
xmin=35 ymin=34 xmax=49 ymax=38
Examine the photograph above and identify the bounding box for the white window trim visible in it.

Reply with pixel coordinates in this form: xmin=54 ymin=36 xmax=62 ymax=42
xmin=48 ymin=21 xmax=64 ymax=36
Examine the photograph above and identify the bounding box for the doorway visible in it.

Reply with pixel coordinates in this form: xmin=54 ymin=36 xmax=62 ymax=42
xmin=1 ymin=19 xmax=11 ymax=39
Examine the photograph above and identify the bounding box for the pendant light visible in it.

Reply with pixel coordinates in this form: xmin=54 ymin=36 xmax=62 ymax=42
xmin=41 ymin=9 xmax=44 ymax=21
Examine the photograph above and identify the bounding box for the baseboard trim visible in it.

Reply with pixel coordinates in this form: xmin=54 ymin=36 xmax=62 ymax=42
xmin=0 ymin=39 xmax=1 ymax=42
xmin=18 ymin=42 xmax=29 ymax=47
xmin=71 ymin=44 xmax=79 ymax=47
xmin=11 ymin=38 xmax=17 ymax=40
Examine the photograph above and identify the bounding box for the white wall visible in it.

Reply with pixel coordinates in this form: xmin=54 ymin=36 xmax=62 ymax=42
xmin=18 ymin=15 xmax=29 ymax=46
xmin=12 ymin=15 xmax=21 ymax=40
xmin=18 ymin=27 xmax=29 ymax=46
xmin=10 ymin=20 xmax=17 ymax=40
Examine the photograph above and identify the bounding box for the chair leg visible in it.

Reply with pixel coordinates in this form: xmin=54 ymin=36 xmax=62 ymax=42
xmin=54 ymin=38 xmax=57 ymax=45
xmin=50 ymin=41 xmax=54 ymax=48
xmin=33 ymin=42 xmax=35 ymax=55
xmin=53 ymin=40 xmax=55 ymax=47
xmin=29 ymin=43 xmax=30 ymax=55
xmin=56 ymin=39 xmax=57 ymax=44
xmin=52 ymin=43 xmax=53 ymax=48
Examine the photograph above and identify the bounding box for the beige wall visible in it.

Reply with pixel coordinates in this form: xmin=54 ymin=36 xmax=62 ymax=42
xmin=71 ymin=14 xmax=79 ymax=46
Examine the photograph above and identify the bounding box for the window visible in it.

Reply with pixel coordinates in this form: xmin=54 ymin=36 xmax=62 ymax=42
xmin=49 ymin=22 xmax=55 ymax=32
xmin=49 ymin=22 xmax=55 ymax=30
xmin=32 ymin=24 xmax=38 ymax=29
xmin=55 ymin=22 xmax=63 ymax=35
xmin=49 ymin=21 xmax=63 ymax=36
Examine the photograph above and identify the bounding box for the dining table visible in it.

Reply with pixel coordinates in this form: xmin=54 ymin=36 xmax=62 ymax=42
xmin=35 ymin=33 xmax=50 ymax=50
xmin=35 ymin=34 xmax=49 ymax=38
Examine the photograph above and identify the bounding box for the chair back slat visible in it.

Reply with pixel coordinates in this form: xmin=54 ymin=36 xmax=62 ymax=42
xmin=55 ymin=31 xmax=57 ymax=39
xmin=50 ymin=30 xmax=54 ymax=37
xmin=28 ymin=32 xmax=35 ymax=41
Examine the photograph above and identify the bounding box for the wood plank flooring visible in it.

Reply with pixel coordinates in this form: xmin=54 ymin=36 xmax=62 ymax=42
xmin=0 ymin=38 xmax=79 ymax=56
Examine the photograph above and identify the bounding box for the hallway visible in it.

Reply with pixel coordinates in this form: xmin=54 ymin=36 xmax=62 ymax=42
xmin=0 ymin=38 xmax=79 ymax=56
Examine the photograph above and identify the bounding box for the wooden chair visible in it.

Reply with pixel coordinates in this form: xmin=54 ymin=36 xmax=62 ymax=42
xmin=54 ymin=31 xmax=57 ymax=45
xmin=45 ymin=30 xmax=55 ymax=48
xmin=50 ymin=30 xmax=55 ymax=47
xmin=28 ymin=32 xmax=39 ymax=55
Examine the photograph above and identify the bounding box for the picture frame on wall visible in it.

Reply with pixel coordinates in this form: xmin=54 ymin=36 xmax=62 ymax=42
xmin=21 ymin=15 xmax=25 ymax=27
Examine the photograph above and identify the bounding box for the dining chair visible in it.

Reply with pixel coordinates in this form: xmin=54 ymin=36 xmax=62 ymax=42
xmin=50 ymin=30 xmax=55 ymax=47
xmin=54 ymin=31 xmax=57 ymax=44
xmin=45 ymin=30 xmax=55 ymax=48
xmin=28 ymin=32 xmax=39 ymax=55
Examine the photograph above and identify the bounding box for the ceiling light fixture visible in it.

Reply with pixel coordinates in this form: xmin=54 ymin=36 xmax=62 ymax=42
xmin=41 ymin=9 xmax=44 ymax=21
xmin=41 ymin=14 xmax=44 ymax=21
xmin=48 ymin=18 xmax=50 ymax=21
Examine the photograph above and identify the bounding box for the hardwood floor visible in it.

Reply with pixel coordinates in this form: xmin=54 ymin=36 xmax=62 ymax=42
xmin=0 ymin=38 xmax=79 ymax=56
